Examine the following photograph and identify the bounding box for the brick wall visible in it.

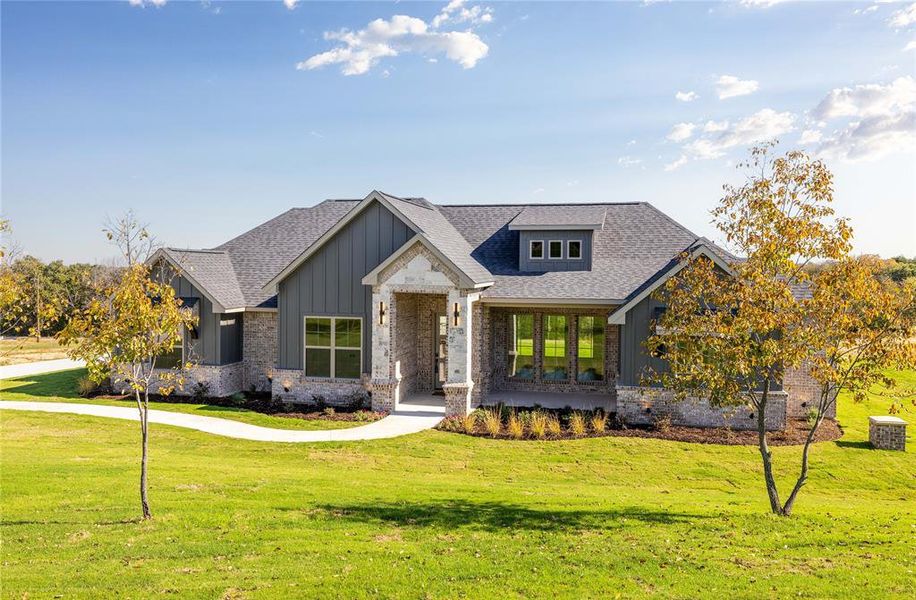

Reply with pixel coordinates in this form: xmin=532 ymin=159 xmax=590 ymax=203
xmin=270 ymin=368 xmax=370 ymax=406
xmin=869 ymin=417 xmax=907 ymax=451
xmin=113 ymin=362 xmax=245 ymax=398
xmin=243 ymin=311 xmax=278 ymax=392
xmin=616 ymin=385 xmax=787 ymax=431
xmin=783 ymin=362 xmax=835 ymax=419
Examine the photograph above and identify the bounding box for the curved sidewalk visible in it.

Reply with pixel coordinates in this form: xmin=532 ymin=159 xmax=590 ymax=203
xmin=0 ymin=401 xmax=444 ymax=443
xmin=0 ymin=359 xmax=85 ymax=380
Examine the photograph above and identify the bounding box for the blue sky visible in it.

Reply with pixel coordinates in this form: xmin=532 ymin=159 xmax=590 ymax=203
xmin=2 ymin=0 xmax=914 ymax=263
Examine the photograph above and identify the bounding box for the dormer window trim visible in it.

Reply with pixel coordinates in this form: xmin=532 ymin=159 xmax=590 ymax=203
xmin=529 ymin=240 xmax=545 ymax=260
xmin=567 ymin=240 xmax=582 ymax=260
xmin=548 ymin=240 xmax=563 ymax=260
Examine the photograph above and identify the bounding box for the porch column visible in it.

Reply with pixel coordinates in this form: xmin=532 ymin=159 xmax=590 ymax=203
xmin=370 ymin=286 xmax=398 ymax=412
xmin=443 ymin=289 xmax=478 ymax=417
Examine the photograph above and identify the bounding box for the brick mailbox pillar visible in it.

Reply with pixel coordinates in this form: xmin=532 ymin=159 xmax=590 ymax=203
xmin=868 ymin=416 xmax=907 ymax=451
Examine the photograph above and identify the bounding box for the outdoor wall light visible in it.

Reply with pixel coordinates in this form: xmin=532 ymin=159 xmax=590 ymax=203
xmin=453 ymin=302 xmax=461 ymax=327
xmin=379 ymin=300 xmax=387 ymax=325
xmin=282 ymin=380 xmax=292 ymax=393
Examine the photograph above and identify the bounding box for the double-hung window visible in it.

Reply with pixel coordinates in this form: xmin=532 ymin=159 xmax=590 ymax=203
xmin=507 ymin=314 xmax=535 ymax=380
xmin=529 ymin=240 xmax=544 ymax=260
xmin=576 ymin=315 xmax=604 ymax=381
xmin=158 ymin=332 xmax=184 ymax=369
xmin=543 ymin=315 xmax=568 ymax=380
xmin=305 ymin=317 xmax=362 ymax=379
xmin=548 ymin=240 xmax=563 ymax=259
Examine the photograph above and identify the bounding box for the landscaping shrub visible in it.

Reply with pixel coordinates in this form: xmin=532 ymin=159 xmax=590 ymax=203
xmin=229 ymin=392 xmax=246 ymax=406
xmin=482 ymin=407 xmax=502 ymax=436
xmin=546 ymin=414 xmax=562 ymax=437
xmin=76 ymin=376 xmax=97 ymax=398
xmin=190 ymin=381 xmax=210 ymax=402
xmin=354 ymin=410 xmax=372 ymax=422
xmin=462 ymin=411 xmax=479 ymax=434
xmin=506 ymin=412 xmax=524 ymax=439
xmin=569 ymin=411 xmax=586 ymax=436
xmin=652 ymin=413 xmax=672 ymax=433
xmin=322 ymin=407 xmax=335 ymax=417
xmin=528 ymin=410 xmax=547 ymax=439
xmin=590 ymin=410 xmax=608 ymax=433
xmin=806 ymin=407 xmax=820 ymax=427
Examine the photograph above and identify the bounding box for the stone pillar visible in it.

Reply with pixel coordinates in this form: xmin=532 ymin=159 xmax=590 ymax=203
xmin=869 ymin=416 xmax=907 ymax=451
xmin=370 ymin=286 xmax=399 ymax=413
xmin=444 ymin=290 xmax=478 ymax=417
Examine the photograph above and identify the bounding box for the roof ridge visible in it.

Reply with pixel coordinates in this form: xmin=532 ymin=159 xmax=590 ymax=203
xmin=439 ymin=201 xmax=644 ymax=208
xmin=165 ymin=247 xmax=227 ymax=255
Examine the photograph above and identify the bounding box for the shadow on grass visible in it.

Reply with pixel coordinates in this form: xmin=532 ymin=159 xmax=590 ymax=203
xmin=834 ymin=440 xmax=872 ymax=450
xmin=0 ymin=369 xmax=86 ymax=399
xmin=310 ymin=500 xmax=705 ymax=532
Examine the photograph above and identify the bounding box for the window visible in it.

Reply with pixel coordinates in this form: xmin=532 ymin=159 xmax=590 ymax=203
xmin=567 ymin=240 xmax=582 ymax=260
xmin=158 ymin=333 xmax=184 ymax=369
xmin=529 ymin=240 xmax=544 ymax=260
xmin=507 ymin=314 xmax=534 ymax=379
xmin=305 ymin=317 xmax=361 ymax=379
xmin=576 ymin=316 xmax=604 ymax=382
xmin=548 ymin=240 xmax=563 ymax=259
xmin=543 ymin=315 xmax=568 ymax=380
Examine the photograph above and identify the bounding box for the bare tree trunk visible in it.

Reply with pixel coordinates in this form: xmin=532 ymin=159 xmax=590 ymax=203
xmin=134 ymin=386 xmax=152 ymax=520
xmin=781 ymin=391 xmax=834 ymax=516
xmin=755 ymin=380 xmax=783 ymax=515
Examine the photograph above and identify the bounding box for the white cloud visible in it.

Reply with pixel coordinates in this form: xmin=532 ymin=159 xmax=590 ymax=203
xmin=666 ymin=122 xmax=696 ymax=142
xmin=798 ymin=129 xmax=822 ymax=145
xmin=888 ymin=3 xmax=916 ymax=28
xmin=904 ymin=40 xmax=916 ymax=51
xmin=715 ymin=75 xmax=759 ymax=99
xmin=812 ymin=76 xmax=916 ymax=120
xmin=617 ymin=156 xmax=642 ymax=167
xmin=675 ymin=90 xmax=698 ymax=102
xmin=284 ymin=0 xmax=299 ymax=9
xmin=740 ymin=0 xmax=791 ymax=7
xmin=129 ymin=0 xmax=167 ymax=6
xmin=431 ymin=0 xmax=493 ymax=29
xmin=703 ymin=120 xmax=729 ymax=133
xmin=298 ymin=9 xmax=491 ymax=75
xmin=627 ymin=139 xmax=637 ymax=146
xmin=664 ymin=155 xmax=688 ymax=171
xmin=853 ymin=4 xmax=879 ymax=16
xmin=683 ymin=108 xmax=795 ymax=159
xmin=812 ymin=76 xmax=916 ymax=161
xmin=532 ymin=187 xmax=545 ymax=195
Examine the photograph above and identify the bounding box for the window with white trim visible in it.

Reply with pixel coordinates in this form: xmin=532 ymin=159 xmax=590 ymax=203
xmin=304 ymin=317 xmax=362 ymax=379
xmin=529 ymin=240 xmax=544 ymax=260
xmin=548 ymin=240 xmax=563 ymax=259
xmin=567 ymin=240 xmax=582 ymax=260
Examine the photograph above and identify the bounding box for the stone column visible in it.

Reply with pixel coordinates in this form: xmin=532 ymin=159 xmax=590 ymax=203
xmin=370 ymin=286 xmax=399 ymax=413
xmin=444 ymin=290 xmax=478 ymax=417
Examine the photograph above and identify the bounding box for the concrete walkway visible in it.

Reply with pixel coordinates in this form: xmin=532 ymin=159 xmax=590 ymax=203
xmin=0 ymin=359 xmax=85 ymax=380
xmin=0 ymin=400 xmax=445 ymax=443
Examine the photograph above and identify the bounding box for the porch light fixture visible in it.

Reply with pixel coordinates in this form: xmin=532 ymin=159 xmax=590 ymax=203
xmin=453 ymin=302 xmax=461 ymax=327
xmin=378 ymin=301 xmax=387 ymax=325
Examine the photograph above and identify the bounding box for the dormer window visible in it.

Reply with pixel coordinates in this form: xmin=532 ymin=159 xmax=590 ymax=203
xmin=567 ymin=240 xmax=582 ymax=260
xmin=548 ymin=240 xmax=563 ymax=259
xmin=529 ymin=240 xmax=544 ymax=259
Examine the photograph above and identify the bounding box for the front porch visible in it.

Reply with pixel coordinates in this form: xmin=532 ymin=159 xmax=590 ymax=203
xmin=486 ymin=390 xmax=616 ymax=412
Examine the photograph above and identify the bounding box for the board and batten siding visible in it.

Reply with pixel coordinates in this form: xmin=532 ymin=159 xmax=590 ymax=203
xmin=277 ymin=200 xmax=416 ymax=372
xmin=152 ymin=263 xmax=242 ymax=366
xmin=518 ymin=230 xmax=592 ymax=272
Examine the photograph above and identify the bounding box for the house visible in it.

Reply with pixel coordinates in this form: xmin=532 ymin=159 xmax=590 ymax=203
xmin=148 ymin=190 xmax=825 ymax=431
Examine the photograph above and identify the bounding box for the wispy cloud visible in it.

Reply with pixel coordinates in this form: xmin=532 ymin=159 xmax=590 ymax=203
xmin=888 ymin=3 xmax=916 ymax=29
xmin=675 ymin=90 xmax=698 ymax=102
xmin=617 ymin=156 xmax=642 ymax=167
xmin=684 ymin=109 xmax=794 ymax=159
xmin=798 ymin=129 xmax=822 ymax=145
xmin=715 ymin=75 xmax=759 ymax=99
xmin=298 ymin=2 xmax=492 ymax=75
xmin=905 ymin=40 xmax=916 ymax=52
xmin=128 ymin=0 xmax=167 ymax=7
xmin=739 ymin=0 xmax=791 ymax=7
xmin=664 ymin=155 xmax=687 ymax=172
xmin=666 ymin=122 xmax=696 ymax=142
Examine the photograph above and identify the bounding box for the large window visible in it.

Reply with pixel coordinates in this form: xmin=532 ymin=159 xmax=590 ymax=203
xmin=576 ymin=315 xmax=604 ymax=382
xmin=507 ymin=314 xmax=534 ymax=379
xmin=158 ymin=333 xmax=184 ymax=369
xmin=305 ymin=317 xmax=361 ymax=379
xmin=543 ymin=315 xmax=568 ymax=380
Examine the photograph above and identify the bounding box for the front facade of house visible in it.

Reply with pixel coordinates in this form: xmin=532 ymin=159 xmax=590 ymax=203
xmin=149 ymin=191 xmax=826 ymax=431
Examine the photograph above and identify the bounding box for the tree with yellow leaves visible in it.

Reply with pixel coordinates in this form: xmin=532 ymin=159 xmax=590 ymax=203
xmin=647 ymin=143 xmax=916 ymax=516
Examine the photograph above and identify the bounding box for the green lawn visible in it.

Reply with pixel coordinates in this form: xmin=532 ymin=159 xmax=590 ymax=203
xmin=1 ymin=370 xmax=913 ymax=599
xmin=0 ymin=336 xmax=69 ymax=366
xmin=0 ymin=370 xmax=362 ymax=431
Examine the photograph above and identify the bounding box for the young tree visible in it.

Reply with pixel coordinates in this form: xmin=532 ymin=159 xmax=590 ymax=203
xmin=647 ymin=143 xmax=916 ymax=516
xmin=58 ymin=263 xmax=197 ymax=519
xmin=103 ymin=209 xmax=157 ymax=266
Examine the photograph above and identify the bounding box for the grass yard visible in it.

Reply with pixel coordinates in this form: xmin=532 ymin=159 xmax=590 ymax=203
xmin=0 ymin=370 xmax=913 ymax=599
xmin=0 ymin=370 xmax=362 ymax=431
xmin=0 ymin=336 xmax=69 ymax=366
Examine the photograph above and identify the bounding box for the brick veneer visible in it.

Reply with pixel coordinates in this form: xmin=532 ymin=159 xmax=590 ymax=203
xmin=243 ymin=310 xmax=278 ymax=392
xmin=616 ymin=385 xmax=787 ymax=431
xmin=113 ymin=362 xmax=245 ymax=398
xmin=270 ymin=368 xmax=370 ymax=406
xmin=783 ymin=362 xmax=835 ymax=419
xmin=869 ymin=417 xmax=907 ymax=451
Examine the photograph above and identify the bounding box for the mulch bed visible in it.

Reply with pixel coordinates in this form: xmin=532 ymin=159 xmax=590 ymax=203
xmin=445 ymin=418 xmax=843 ymax=446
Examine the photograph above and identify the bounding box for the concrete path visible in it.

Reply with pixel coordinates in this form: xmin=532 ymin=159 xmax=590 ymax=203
xmin=0 ymin=359 xmax=85 ymax=380
xmin=0 ymin=400 xmax=445 ymax=443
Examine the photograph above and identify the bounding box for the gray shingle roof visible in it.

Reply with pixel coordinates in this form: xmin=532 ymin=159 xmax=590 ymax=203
xmin=508 ymin=205 xmax=607 ymax=229
xmin=170 ymin=193 xmax=737 ymax=309
xmin=162 ymin=248 xmax=246 ymax=310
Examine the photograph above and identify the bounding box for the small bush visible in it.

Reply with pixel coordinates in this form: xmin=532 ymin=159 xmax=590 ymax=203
xmin=322 ymin=406 xmax=335 ymax=417
xmin=229 ymin=392 xmax=246 ymax=406
xmin=77 ymin=376 xmax=97 ymax=398
xmin=482 ymin=407 xmax=502 ymax=436
xmin=191 ymin=381 xmax=210 ymax=401
xmin=569 ymin=412 xmax=586 ymax=436
xmin=590 ymin=411 xmax=608 ymax=433
xmin=462 ymin=411 xmax=479 ymax=434
xmin=806 ymin=407 xmax=820 ymax=427
xmin=653 ymin=413 xmax=673 ymax=433
xmin=528 ymin=410 xmax=547 ymax=439
xmin=506 ymin=412 xmax=524 ymax=439
xmin=439 ymin=416 xmax=463 ymax=432
xmin=353 ymin=410 xmax=374 ymax=422
xmin=546 ymin=414 xmax=562 ymax=437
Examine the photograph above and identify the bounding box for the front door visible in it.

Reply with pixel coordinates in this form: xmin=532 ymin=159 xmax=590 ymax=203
xmin=434 ymin=314 xmax=447 ymax=390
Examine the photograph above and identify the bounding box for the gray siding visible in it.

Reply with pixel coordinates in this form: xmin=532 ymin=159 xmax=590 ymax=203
xmin=219 ymin=313 xmax=243 ymax=365
xmin=277 ymin=200 xmax=415 ymax=371
xmin=619 ymin=295 xmax=668 ymax=386
xmin=518 ymin=230 xmax=592 ymax=272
